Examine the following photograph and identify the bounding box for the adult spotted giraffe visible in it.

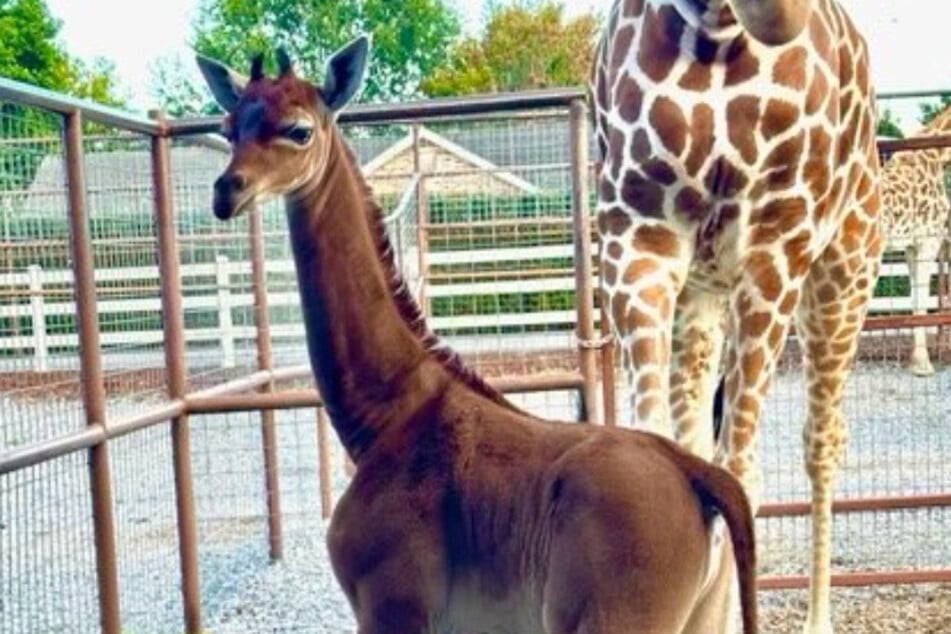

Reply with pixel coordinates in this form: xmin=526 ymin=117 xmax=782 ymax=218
xmin=592 ymin=1 xmax=882 ymax=633
xmin=881 ymin=102 xmax=951 ymax=377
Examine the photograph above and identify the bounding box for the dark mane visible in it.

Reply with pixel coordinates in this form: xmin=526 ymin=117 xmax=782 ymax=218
xmin=335 ymin=130 xmax=528 ymax=416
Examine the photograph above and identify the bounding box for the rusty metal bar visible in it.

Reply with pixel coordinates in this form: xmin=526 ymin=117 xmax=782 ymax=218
xmin=758 ymin=493 xmax=951 ymax=518
xmin=412 ymin=124 xmax=429 ymax=312
xmin=316 ymin=407 xmax=334 ymax=519
xmin=878 ymin=133 xmax=951 ymax=155
xmin=169 ymin=88 xmax=587 ymax=135
xmin=249 ymin=206 xmax=283 ymax=561
xmin=150 ymin=111 xmax=201 ymax=634
xmin=863 ymin=312 xmax=951 ymax=331
xmin=186 ymin=372 xmax=585 ymax=414
xmin=108 ymin=401 xmax=186 ymax=439
xmin=0 ymin=77 xmax=161 ymax=134
xmin=760 ymin=569 xmax=951 ymax=591
xmin=599 ymin=304 xmax=617 ymax=427
xmin=568 ymin=99 xmax=601 ymax=424
xmin=63 ymin=110 xmax=122 ymax=634
xmin=0 ymin=426 xmax=106 ymax=475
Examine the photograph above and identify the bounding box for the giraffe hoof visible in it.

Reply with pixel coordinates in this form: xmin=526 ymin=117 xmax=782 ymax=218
xmin=908 ymin=356 xmax=935 ymax=377
xmin=802 ymin=621 xmax=835 ymax=634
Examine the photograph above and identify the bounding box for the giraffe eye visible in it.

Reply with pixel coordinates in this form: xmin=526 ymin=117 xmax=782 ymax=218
xmin=281 ymin=124 xmax=313 ymax=145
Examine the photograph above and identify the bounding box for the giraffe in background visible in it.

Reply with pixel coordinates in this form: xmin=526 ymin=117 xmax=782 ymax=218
xmin=591 ymin=1 xmax=882 ymax=632
xmin=881 ymin=102 xmax=951 ymax=376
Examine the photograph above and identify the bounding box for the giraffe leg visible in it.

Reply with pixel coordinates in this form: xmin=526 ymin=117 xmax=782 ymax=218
xmin=715 ymin=273 xmax=799 ymax=514
xmin=670 ymin=286 xmax=727 ymax=462
xmin=796 ymin=213 xmax=882 ymax=634
xmin=605 ymin=219 xmax=690 ymax=436
xmin=905 ymin=241 xmax=937 ymax=377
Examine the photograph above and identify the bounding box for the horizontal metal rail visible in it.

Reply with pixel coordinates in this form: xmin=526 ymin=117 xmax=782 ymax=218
xmin=0 ymin=77 xmax=161 ymax=134
xmin=168 ymin=87 xmax=588 ymax=135
xmin=0 ymin=369 xmax=582 ymax=473
xmin=760 ymin=569 xmax=951 ymax=590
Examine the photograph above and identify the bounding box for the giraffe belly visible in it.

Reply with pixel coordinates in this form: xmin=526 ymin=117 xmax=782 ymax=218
xmin=435 ymin=579 xmax=544 ymax=634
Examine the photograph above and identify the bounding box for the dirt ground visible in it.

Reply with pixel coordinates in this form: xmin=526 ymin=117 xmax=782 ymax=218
xmin=761 ymin=584 xmax=951 ymax=633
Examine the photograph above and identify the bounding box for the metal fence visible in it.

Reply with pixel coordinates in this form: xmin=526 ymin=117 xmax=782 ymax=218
xmin=1 ymin=76 xmax=950 ymax=634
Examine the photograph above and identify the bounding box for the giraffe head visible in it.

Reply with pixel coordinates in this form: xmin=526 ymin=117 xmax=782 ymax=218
xmin=730 ymin=0 xmax=812 ymax=45
xmin=196 ymin=36 xmax=370 ymax=220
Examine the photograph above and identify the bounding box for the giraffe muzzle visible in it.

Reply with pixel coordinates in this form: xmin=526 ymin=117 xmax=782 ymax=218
xmin=212 ymin=172 xmax=248 ymax=220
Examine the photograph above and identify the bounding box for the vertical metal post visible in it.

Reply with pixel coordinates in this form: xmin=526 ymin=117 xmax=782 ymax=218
xmin=150 ymin=111 xmax=200 ymax=634
xmin=938 ymin=243 xmax=950 ymax=362
xmin=249 ymin=205 xmax=283 ymax=560
xmin=412 ymin=124 xmax=429 ymax=313
xmin=568 ymin=100 xmax=602 ymax=424
xmin=63 ymin=110 xmax=121 ymax=634
xmin=600 ymin=304 xmax=617 ymax=427
xmin=316 ymin=407 xmax=333 ymax=519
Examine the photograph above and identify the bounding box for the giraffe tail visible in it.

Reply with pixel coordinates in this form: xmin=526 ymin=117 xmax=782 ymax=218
xmin=652 ymin=436 xmax=758 ymax=634
xmin=712 ymin=375 xmax=726 ymax=442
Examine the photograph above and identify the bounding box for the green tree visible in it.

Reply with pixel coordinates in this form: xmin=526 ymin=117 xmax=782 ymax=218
xmin=0 ymin=0 xmax=125 ymax=191
xmin=877 ymin=108 xmax=903 ymax=139
xmin=154 ymin=0 xmax=461 ymax=115
xmin=421 ymin=1 xmax=600 ymax=97
xmin=919 ymin=93 xmax=951 ymax=127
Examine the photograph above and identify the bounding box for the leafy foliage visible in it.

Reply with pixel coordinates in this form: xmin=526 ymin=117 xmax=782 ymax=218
xmin=919 ymin=93 xmax=951 ymax=127
xmin=154 ymin=0 xmax=461 ymax=115
xmin=876 ymin=108 xmax=904 ymax=139
xmin=0 ymin=0 xmax=126 ymax=190
xmin=421 ymin=1 xmax=600 ymax=97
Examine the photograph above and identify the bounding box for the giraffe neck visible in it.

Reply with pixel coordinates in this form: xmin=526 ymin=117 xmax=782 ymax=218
xmin=284 ymin=129 xmax=442 ymax=459
xmin=284 ymin=128 xmax=516 ymax=460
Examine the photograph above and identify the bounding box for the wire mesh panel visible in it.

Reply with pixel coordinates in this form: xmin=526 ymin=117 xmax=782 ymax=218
xmin=0 ymin=452 xmax=100 ymax=634
xmin=109 ymin=425 xmax=183 ymax=632
xmin=0 ymin=106 xmax=90 ymax=447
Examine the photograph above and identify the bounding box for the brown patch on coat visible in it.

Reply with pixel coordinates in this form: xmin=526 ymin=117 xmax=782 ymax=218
xmin=773 ymin=47 xmax=808 ymax=90
xmin=649 ymin=96 xmax=688 ymax=156
xmin=727 ymin=96 xmax=761 ymax=164
xmin=633 ymin=224 xmax=680 ymax=259
xmin=638 ymin=5 xmax=686 ymax=82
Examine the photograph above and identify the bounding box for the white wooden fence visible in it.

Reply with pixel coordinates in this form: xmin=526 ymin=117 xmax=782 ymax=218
xmin=0 ymin=251 xmax=942 ymax=371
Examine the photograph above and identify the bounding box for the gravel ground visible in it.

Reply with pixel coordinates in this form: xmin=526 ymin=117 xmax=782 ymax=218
xmin=2 ymin=362 xmax=950 ymax=633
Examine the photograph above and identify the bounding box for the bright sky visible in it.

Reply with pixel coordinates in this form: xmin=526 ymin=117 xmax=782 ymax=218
xmin=44 ymin=0 xmax=951 ymax=133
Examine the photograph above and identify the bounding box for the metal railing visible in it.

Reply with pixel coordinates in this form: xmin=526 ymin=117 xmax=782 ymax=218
xmin=1 ymin=75 xmax=950 ymax=633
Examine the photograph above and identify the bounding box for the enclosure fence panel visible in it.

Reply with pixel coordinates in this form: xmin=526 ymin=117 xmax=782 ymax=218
xmin=1 ymin=77 xmax=950 ymax=633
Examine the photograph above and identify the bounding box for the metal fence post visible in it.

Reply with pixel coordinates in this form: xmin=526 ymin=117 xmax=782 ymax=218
xmin=215 ymin=255 xmax=236 ymax=368
xmin=568 ymin=99 xmax=602 ymax=424
xmin=63 ymin=110 xmax=122 ymax=634
xmin=412 ymin=124 xmax=429 ymax=313
xmin=27 ymin=264 xmax=48 ymax=371
xmin=316 ymin=406 xmax=333 ymax=519
xmin=249 ymin=205 xmax=283 ymax=561
xmin=149 ymin=110 xmax=201 ymax=634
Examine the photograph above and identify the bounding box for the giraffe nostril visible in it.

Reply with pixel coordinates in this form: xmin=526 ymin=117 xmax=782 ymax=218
xmin=214 ymin=173 xmax=246 ymax=194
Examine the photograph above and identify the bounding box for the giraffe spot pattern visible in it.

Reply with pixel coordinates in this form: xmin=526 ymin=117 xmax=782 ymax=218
xmin=637 ymin=5 xmax=685 ymax=82
xmin=761 ymin=99 xmax=799 ymax=141
xmin=685 ymin=104 xmax=714 ymax=176
xmin=598 ymin=206 xmax=632 ymax=236
xmin=724 ymin=35 xmax=759 ymax=86
xmin=621 ymin=170 xmax=665 ymax=218
xmin=649 ymin=96 xmax=688 ymax=155
xmin=615 ymin=73 xmax=644 ymax=123
xmin=633 ymin=224 xmax=680 ymax=259
xmin=773 ymin=47 xmax=808 ymax=90
xmin=726 ymin=95 xmax=761 ymax=164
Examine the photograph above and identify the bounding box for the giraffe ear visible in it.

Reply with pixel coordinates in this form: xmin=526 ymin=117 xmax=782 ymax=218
xmin=196 ymin=54 xmax=248 ymax=113
xmin=319 ymin=35 xmax=370 ymax=113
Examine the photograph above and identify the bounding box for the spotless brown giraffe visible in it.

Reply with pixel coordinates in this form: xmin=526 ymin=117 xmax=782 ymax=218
xmin=197 ymin=36 xmax=758 ymax=634
xmin=592 ymin=1 xmax=882 ymax=633
xmin=881 ymin=101 xmax=951 ymax=377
